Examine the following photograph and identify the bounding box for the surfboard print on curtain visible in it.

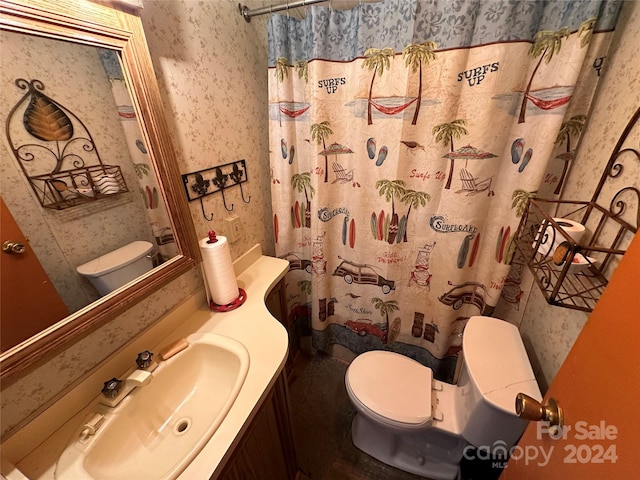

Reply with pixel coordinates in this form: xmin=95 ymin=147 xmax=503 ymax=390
xmin=267 ymin=0 xmax=623 ymax=382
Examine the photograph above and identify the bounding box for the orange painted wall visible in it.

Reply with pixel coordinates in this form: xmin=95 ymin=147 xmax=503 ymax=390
xmin=502 ymin=232 xmax=640 ymax=478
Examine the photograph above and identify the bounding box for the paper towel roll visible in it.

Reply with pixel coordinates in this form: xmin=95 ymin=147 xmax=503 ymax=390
xmin=199 ymin=234 xmax=239 ymax=305
xmin=536 ymin=218 xmax=585 ymax=256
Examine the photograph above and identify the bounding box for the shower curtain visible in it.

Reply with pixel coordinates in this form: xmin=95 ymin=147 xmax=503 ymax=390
xmin=268 ymin=0 xmax=622 ymax=381
xmin=98 ymin=49 xmax=177 ymax=262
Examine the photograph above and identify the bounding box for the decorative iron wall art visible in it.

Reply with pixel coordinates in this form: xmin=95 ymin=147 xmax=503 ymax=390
xmin=181 ymin=160 xmax=250 ymax=220
xmin=5 ymin=78 xmax=128 ymax=210
xmin=514 ymin=107 xmax=639 ymax=311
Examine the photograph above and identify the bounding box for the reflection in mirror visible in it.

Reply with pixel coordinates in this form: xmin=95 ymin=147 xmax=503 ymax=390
xmin=0 ymin=31 xmax=179 ymax=352
xmin=0 ymin=0 xmax=199 ymax=380
xmin=0 ymin=31 xmax=177 ymax=351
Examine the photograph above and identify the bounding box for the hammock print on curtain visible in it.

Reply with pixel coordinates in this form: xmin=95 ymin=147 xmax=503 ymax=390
xmin=370 ymin=97 xmax=418 ymax=115
xmin=279 ymin=103 xmax=310 ymax=118
xmin=526 ymin=93 xmax=572 ymax=110
xmin=268 ymin=0 xmax=623 ymax=382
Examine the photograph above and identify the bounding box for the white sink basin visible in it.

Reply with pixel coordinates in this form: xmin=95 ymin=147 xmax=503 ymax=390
xmin=55 ymin=332 xmax=250 ymax=480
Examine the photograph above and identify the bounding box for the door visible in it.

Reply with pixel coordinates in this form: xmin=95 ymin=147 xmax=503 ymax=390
xmin=1 ymin=197 xmax=69 ymax=352
xmin=502 ymin=232 xmax=640 ymax=478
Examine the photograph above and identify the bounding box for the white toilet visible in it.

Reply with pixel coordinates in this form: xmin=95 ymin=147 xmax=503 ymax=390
xmin=345 ymin=315 xmax=541 ymax=480
xmin=76 ymin=240 xmax=154 ymax=296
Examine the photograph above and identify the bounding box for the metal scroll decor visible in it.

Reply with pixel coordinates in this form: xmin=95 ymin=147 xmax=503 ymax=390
xmin=5 ymin=78 xmax=128 ymax=210
xmin=181 ymin=160 xmax=250 ymax=221
xmin=513 ymin=107 xmax=639 ymax=312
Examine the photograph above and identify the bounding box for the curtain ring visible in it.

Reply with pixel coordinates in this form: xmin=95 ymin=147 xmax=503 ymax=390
xmin=286 ymin=0 xmax=290 ymax=18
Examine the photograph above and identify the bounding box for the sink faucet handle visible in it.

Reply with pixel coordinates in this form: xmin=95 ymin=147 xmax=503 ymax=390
xmin=102 ymin=378 xmax=123 ymax=398
xmin=136 ymin=350 xmax=155 ymax=370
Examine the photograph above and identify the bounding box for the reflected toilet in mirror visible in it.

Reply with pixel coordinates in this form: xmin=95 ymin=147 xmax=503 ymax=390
xmin=76 ymin=241 xmax=155 ymax=297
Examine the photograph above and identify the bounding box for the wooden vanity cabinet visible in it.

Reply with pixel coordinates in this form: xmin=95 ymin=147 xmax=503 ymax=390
xmin=217 ymin=372 xmax=299 ymax=480
xmin=265 ymin=279 xmax=299 ymax=376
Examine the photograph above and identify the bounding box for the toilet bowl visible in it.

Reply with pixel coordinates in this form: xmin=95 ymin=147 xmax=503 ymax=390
xmin=345 ymin=315 xmax=541 ymax=480
xmin=76 ymin=241 xmax=154 ymax=296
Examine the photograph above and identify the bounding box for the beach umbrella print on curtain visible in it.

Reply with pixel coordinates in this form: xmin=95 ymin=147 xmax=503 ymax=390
xmin=443 ymin=144 xmax=497 ymax=167
xmin=318 ymin=142 xmax=357 ymax=186
xmin=443 ymin=145 xmax=497 ymax=196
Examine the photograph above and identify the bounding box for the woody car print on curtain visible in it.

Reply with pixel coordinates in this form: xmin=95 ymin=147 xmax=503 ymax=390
xmin=268 ymin=0 xmax=623 ymax=382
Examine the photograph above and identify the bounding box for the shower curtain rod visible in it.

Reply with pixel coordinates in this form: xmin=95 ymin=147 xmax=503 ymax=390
xmin=238 ymin=0 xmax=329 ymax=22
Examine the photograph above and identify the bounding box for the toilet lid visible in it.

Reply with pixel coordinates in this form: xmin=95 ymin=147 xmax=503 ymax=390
xmin=347 ymin=351 xmax=432 ymax=425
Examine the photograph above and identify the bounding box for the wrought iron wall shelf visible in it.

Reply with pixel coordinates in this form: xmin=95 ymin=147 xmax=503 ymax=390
xmin=181 ymin=160 xmax=250 ymax=220
xmin=513 ymin=107 xmax=639 ymax=312
xmin=28 ymin=165 xmax=127 ymax=210
xmin=6 ymin=79 xmax=128 ymax=211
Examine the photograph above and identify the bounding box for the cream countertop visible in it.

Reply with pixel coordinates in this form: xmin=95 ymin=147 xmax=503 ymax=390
xmin=1 ymin=244 xmax=290 ymax=479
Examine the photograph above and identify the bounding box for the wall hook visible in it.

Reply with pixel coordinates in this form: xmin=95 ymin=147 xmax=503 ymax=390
xmin=212 ymin=167 xmax=234 ymax=211
xmin=238 ymin=183 xmax=251 ymax=204
xmin=229 ymin=163 xmax=251 ymax=204
xmin=220 ymin=188 xmax=234 ymax=211
xmin=200 ymin=197 xmax=214 ymax=221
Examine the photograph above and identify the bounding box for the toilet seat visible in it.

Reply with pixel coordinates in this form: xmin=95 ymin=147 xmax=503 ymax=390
xmin=346 ymin=351 xmax=432 ymax=426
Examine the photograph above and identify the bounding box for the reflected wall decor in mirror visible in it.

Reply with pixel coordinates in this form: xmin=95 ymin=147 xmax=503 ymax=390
xmin=0 ymin=0 xmax=200 ymax=381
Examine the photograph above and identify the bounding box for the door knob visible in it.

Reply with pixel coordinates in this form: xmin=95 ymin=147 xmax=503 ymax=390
xmin=2 ymin=240 xmax=26 ymax=254
xmin=516 ymin=393 xmax=564 ymax=435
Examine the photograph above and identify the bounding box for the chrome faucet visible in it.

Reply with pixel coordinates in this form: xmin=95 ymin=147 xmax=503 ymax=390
xmin=100 ymin=351 xmax=156 ymax=407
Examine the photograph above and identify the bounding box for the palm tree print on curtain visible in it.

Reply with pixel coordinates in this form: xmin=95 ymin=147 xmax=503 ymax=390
xmin=371 ymin=297 xmax=399 ymax=344
xmin=291 ymin=172 xmax=314 ymax=228
xmin=402 ymin=41 xmax=438 ymax=125
xmin=554 ymin=114 xmax=586 ymax=194
xmin=311 ymin=121 xmax=333 ymax=183
xmin=433 ymin=119 xmax=469 ymax=190
xmin=362 ymin=47 xmax=392 ymax=125
xmin=518 ymin=18 xmax=596 ymax=124
xmin=267 ymin=0 xmax=623 ymax=383
xmin=372 ymin=180 xmax=430 ymax=244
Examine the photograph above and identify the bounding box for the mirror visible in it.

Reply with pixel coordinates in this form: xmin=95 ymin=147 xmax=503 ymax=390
xmin=1 ymin=32 xmax=178 ymax=349
xmin=0 ymin=0 xmax=200 ymax=381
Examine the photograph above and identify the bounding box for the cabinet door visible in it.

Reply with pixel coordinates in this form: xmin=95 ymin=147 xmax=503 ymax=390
xmin=217 ymin=374 xmax=298 ymax=480
xmin=265 ymin=279 xmax=286 ymax=326
xmin=265 ymin=279 xmax=299 ymax=374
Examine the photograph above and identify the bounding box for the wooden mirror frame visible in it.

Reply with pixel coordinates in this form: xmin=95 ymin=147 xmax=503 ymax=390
xmin=0 ymin=0 xmax=200 ymax=381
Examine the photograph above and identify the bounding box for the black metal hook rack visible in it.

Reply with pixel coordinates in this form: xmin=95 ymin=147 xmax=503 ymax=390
xmin=181 ymin=160 xmax=250 ymax=221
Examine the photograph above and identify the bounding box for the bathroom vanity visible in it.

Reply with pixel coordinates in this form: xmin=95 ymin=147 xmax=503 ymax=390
xmin=1 ymin=245 xmax=299 ymax=479
xmin=218 ymin=373 xmax=298 ymax=480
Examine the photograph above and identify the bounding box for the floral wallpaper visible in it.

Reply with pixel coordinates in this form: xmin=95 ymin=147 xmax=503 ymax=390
xmin=0 ymin=0 xmax=636 ymax=440
xmin=139 ymin=0 xmax=275 ymax=259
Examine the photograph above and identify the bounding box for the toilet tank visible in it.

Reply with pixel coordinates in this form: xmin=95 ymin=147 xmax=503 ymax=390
xmin=460 ymin=316 xmax=542 ymax=449
xmin=76 ymin=241 xmax=154 ymax=296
